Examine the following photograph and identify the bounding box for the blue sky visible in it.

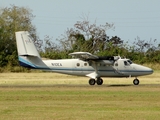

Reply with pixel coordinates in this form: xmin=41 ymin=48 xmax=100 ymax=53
xmin=1 ymin=0 xmax=160 ymax=44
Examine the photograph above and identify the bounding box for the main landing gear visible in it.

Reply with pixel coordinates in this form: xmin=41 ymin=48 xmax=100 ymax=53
xmin=133 ymin=78 xmax=140 ymax=85
xmin=89 ymin=78 xmax=103 ymax=85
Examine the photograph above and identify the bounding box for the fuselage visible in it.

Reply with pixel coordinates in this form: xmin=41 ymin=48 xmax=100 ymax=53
xmin=41 ymin=58 xmax=153 ymax=77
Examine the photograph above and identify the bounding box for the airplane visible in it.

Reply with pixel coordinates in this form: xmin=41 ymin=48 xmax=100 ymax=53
xmin=15 ymin=31 xmax=153 ymax=85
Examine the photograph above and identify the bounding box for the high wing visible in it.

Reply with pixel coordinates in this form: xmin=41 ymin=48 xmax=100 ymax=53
xmin=69 ymin=52 xmax=119 ymax=61
xmin=69 ymin=52 xmax=99 ymax=60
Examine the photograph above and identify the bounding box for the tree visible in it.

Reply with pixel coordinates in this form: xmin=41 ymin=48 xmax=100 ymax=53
xmin=58 ymin=19 xmax=114 ymax=54
xmin=131 ymin=37 xmax=160 ymax=63
xmin=0 ymin=5 xmax=42 ymax=68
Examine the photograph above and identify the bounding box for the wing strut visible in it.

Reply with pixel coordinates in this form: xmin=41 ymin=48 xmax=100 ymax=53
xmin=86 ymin=61 xmax=100 ymax=79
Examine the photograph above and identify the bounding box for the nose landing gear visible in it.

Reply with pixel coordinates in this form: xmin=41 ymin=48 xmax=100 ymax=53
xmin=88 ymin=78 xmax=103 ymax=85
xmin=133 ymin=78 xmax=139 ymax=85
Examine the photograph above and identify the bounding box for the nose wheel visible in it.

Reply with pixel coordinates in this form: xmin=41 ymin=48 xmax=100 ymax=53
xmin=133 ymin=78 xmax=139 ymax=85
xmin=89 ymin=78 xmax=103 ymax=85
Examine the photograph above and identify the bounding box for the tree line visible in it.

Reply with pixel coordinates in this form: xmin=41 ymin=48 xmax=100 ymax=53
xmin=0 ymin=5 xmax=160 ymax=72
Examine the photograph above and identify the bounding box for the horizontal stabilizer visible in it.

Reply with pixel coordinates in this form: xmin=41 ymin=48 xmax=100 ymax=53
xmin=18 ymin=56 xmax=48 ymax=69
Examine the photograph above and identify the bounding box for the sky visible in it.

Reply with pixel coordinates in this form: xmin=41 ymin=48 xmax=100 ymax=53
xmin=1 ymin=0 xmax=160 ymax=45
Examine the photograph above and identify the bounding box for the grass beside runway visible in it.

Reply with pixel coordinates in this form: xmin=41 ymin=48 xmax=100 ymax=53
xmin=0 ymin=72 xmax=160 ymax=120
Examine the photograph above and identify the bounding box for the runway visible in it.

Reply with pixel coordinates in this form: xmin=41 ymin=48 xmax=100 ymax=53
xmin=0 ymin=84 xmax=159 ymax=88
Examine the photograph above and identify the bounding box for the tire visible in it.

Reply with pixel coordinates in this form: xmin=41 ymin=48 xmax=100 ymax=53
xmin=97 ymin=78 xmax=103 ymax=85
xmin=133 ymin=79 xmax=139 ymax=85
xmin=89 ymin=79 xmax=96 ymax=85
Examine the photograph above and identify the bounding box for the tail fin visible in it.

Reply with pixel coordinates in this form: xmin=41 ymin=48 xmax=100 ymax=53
xmin=15 ymin=31 xmax=48 ymax=69
xmin=15 ymin=31 xmax=40 ymax=57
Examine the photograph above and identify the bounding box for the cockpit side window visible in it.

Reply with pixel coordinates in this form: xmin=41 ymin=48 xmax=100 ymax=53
xmin=124 ymin=61 xmax=128 ymax=65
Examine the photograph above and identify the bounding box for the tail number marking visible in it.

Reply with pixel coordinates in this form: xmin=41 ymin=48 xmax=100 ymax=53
xmin=51 ymin=63 xmax=62 ymax=66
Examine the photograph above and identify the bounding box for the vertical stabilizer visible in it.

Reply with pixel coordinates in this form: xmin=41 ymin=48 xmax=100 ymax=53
xmin=15 ymin=31 xmax=40 ymax=57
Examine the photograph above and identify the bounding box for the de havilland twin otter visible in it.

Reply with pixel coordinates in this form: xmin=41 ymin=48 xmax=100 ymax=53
xmin=15 ymin=31 xmax=153 ymax=85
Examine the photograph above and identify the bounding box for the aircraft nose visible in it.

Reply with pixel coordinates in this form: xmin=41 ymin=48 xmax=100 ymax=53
xmin=146 ymin=68 xmax=153 ymax=74
xmin=133 ymin=64 xmax=153 ymax=75
xmin=144 ymin=66 xmax=153 ymax=75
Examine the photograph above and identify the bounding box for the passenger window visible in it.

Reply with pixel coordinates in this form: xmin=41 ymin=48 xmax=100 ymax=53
xmin=88 ymin=62 xmax=92 ymax=66
xmin=77 ymin=63 xmax=80 ymax=67
xmin=115 ymin=63 xmax=118 ymax=66
xmin=84 ymin=63 xmax=87 ymax=66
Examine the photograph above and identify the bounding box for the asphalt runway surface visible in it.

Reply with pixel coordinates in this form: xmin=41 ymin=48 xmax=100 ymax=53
xmin=0 ymin=84 xmax=159 ymax=88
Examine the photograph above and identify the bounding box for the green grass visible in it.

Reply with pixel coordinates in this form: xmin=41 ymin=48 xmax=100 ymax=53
xmin=0 ymin=72 xmax=160 ymax=120
xmin=0 ymin=86 xmax=160 ymax=120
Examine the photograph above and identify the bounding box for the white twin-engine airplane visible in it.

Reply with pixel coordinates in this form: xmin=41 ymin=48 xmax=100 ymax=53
xmin=15 ymin=31 xmax=153 ymax=85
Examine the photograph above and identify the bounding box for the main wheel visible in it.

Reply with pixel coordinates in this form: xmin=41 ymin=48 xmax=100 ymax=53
xmin=89 ymin=79 xmax=96 ymax=85
xmin=97 ymin=78 xmax=103 ymax=85
xmin=133 ymin=79 xmax=139 ymax=85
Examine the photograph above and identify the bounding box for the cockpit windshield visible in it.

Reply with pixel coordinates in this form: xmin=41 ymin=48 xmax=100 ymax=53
xmin=124 ymin=59 xmax=133 ymax=66
xmin=127 ymin=60 xmax=132 ymax=64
